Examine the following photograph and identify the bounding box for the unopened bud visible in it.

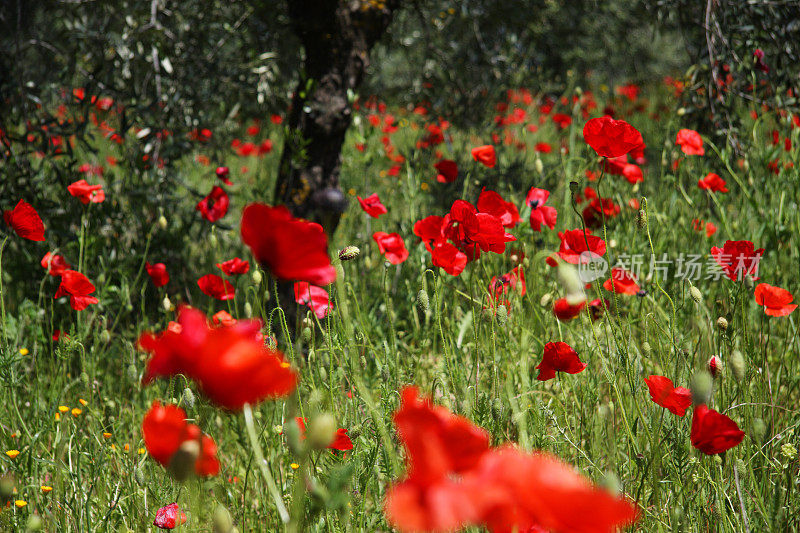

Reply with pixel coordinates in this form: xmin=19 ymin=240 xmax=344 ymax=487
xmin=251 ymin=270 xmax=263 ymax=286
xmin=636 ymin=208 xmax=647 ymax=230
xmin=496 ymin=305 xmax=508 ymax=327
xmin=126 ymin=364 xmax=138 ymax=383
xmin=416 ymin=289 xmax=429 ymax=314
xmin=301 ymin=327 xmax=312 ymax=343
xmin=677 ymin=107 xmax=687 ymax=116
xmin=540 ymin=293 xmax=553 ymax=308
xmin=308 ymin=413 xmax=337 ymax=450
xmin=244 ymin=302 xmax=252 ymax=318
xmin=158 ymin=215 xmax=168 ymax=230
xmin=600 ymin=471 xmax=621 ymax=495
xmin=691 ymin=371 xmax=713 ymax=405
xmin=641 ymin=341 xmax=652 ymax=358
xmin=168 ymin=440 xmax=200 ymax=482
xmin=162 ymin=296 xmax=172 ymax=311
xmin=534 ymin=158 xmax=544 ymax=174
xmin=753 ymin=418 xmax=766 ymax=442
xmin=730 ymin=350 xmax=746 ymax=382
xmin=716 ymin=317 xmax=728 ymax=331
xmin=181 ymin=388 xmax=195 ymax=410
xmin=134 ymin=467 xmax=146 ymax=487
xmin=212 ymin=505 xmax=234 ymax=533
xmin=707 ymin=355 xmax=722 ymax=378
xmin=689 ymin=286 xmax=702 ymax=304
xmin=338 ymin=246 xmax=360 ymax=262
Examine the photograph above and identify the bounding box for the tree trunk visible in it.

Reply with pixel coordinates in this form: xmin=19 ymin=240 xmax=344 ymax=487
xmin=275 ymin=0 xmax=400 ymax=234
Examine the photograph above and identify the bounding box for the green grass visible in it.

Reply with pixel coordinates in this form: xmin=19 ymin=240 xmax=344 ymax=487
xmin=1 ymin=82 xmax=799 ymax=532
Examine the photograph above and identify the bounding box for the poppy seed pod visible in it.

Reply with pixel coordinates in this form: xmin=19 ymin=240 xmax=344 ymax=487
xmin=338 ymin=246 xmax=360 ymax=262
xmin=689 ymin=286 xmax=703 ymax=304
xmin=690 ymin=371 xmax=713 ymax=406
xmin=716 ymin=317 xmax=729 ymax=331
xmin=308 ymin=413 xmax=337 ymax=450
xmin=168 ymin=440 xmax=200 ymax=482
xmin=569 ymin=181 xmax=580 ymax=196
xmin=730 ymin=350 xmax=746 ymax=382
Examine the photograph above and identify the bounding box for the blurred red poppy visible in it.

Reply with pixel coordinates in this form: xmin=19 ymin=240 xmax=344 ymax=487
xmin=690 ymin=404 xmax=745 ymax=455
xmin=477 ymin=189 xmax=519 ymax=228
xmin=552 ymin=298 xmax=586 ymax=322
xmin=197 ymin=274 xmax=235 ymax=300
xmin=212 ymin=310 xmax=237 ymax=326
xmin=55 ymin=270 xmax=98 ymax=310
xmin=536 ymin=341 xmax=586 ymax=381
xmin=68 ymin=179 xmax=105 ymax=204
xmin=153 ymin=503 xmax=187 ymax=530
xmin=711 ymin=240 xmax=764 ymax=281
xmin=357 ymin=193 xmax=388 ymax=218
xmin=216 ymin=166 xmax=232 ymax=185
xmin=142 ymin=401 xmax=220 ymax=477
xmin=698 ymin=172 xmax=728 ymax=192
xmin=488 ymin=266 xmax=526 ymax=308
xmin=644 ymin=375 xmax=692 ymax=417
xmin=216 ymin=257 xmax=250 ymax=275
xmin=603 ymin=268 xmax=640 ymax=295
xmin=241 ymin=203 xmax=336 ymax=286
xmin=582 ymin=116 xmax=643 ymax=158
xmin=295 ymin=417 xmax=353 ymax=451
xmin=434 ymin=159 xmax=458 ymax=183
xmin=557 ymin=229 xmax=606 ymax=264
xmin=754 ymin=283 xmax=797 ymax=316
xmin=373 ymin=232 xmax=409 ymax=264
xmin=145 ymin=262 xmax=169 ymax=287
xmin=41 ymin=252 xmax=70 ymax=276
xmin=4 ymin=199 xmax=45 ymax=241
xmin=471 ymin=145 xmax=496 ymax=168
xmin=583 ymin=197 xmax=620 ymax=228
xmin=139 ymin=307 xmax=298 ymax=409
xmin=294 ymin=282 xmax=332 ymax=319
xmin=525 ymin=188 xmax=557 ymax=232
xmin=676 ymin=128 xmax=704 ymax=156
xmin=196 ymin=185 xmax=229 ymax=222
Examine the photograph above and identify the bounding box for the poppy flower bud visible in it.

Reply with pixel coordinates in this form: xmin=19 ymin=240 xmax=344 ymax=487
xmin=534 ymin=158 xmax=544 ymax=174
xmin=251 ymin=270 xmax=263 ymax=286
xmin=600 ymin=471 xmax=621 ymax=495
xmin=752 ymin=418 xmax=766 ymax=442
xmin=677 ymin=107 xmax=687 ymax=116
xmin=540 ymin=293 xmax=553 ymax=308
xmin=319 ymin=366 xmax=327 ymax=382
xmin=707 ymin=356 xmax=722 ymax=378
xmin=492 ymin=398 xmax=503 ymax=418
xmin=244 ymin=302 xmax=252 ymax=318
xmin=212 ymin=505 xmax=234 ymax=533
xmin=161 ymin=296 xmax=172 ymax=312
xmin=158 ymin=215 xmax=168 ymax=230
xmin=730 ymin=350 xmax=746 ymax=382
xmin=416 ymin=289 xmax=429 ymax=314
xmin=134 ymin=467 xmax=146 ymax=487
xmin=690 ymin=371 xmax=713 ymax=405
xmin=716 ymin=317 xmax=728 ymax=331
xmin=481 ymin=308 xmax=494 ymax=322
xmin=284 ymin=418 xmax=303 ymax=454
xmin=636 ymin=208 xmax=647 ymax=230
xmin=689 ymin=286 xmax=702 ymax=304
xmin=496 ymin=305 xmax=508 ymax=327
xmin=126 ymin=364 xmax=138 ymax=383
xmin=641 ymin=341 xmax=652 ymax=358
xmin=338 ymin=246 xmax=360 ymax=262
xmin=181 ymin=388 xmax=196 ymax=410
xmin=308 ymin=413 xmax=337 ymax=450
xmin=168 ymin=440 xmax=200 ymax=482
xmin=26 ymin=514 xmax=43 ymax=532
xmin=301 ymin=327 xmax=312 ymax=343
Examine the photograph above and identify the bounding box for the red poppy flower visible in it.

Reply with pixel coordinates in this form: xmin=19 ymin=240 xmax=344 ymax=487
xmin=557 ymin=229 xmax=606 ymax=264
xmin=535 ymin=341 xmax=586 ymax=381
xmin=754 ymin=283 xmax=797 ymax=316
xmin=153 ymin=503 xmax=187 ymax=530
xmin=434 ymin=159 xmax=459 ymax=183
xmin=477 ymin=189 xmax=519 ymax=228
xmin=196 ymin=186 xmax=229 ymax=222
xmin=373 ymin=232 xmax=409 ymax=264
xmin=534 ymin=142 xmax=552 ymax=153
xmin=212 ymin=310 xmax=237 ymax=326
xmin=588 ymin=298 xmax=609 ymax=321
xmin=603 ymin=268 xmax=640 ymax=295
xmin=216 ymin=166 xmax=232 ymax=185
xmin=442 ymin=200 xmax=516 ymax=258
xmin=698 ymin=172 xmax=728 ymax=192
xmin=139 ymin=307 xmax=298 ymax=409
xmin=142 ymin=401 xmax=220 ymax=477
xmin=216 ymin=257 xmax=250 ymax=275
xmin=3 ymin=199 xmax=45 ymax=241
xmin=470 ymin=446 xmax=637 ymax=533
xmin=582 ymin=197 xmax=620 ymax=228
xmin=471 ymin=145 xmax=496 ymax=168
xmin=676 ymin=128 xmax=704 ymax=156
xmin=525 ymin=188 xmax=557 ymax=231
xmin=582 ymin=116 xmax=644 ymax=158
xmin=552 ymin=298 xmax=586 ymax=322
xmin=488 ymin=267 xmax=526 ymax=307
xmin=644 ymin=375 xmax=692 ymax=417
xmin=552 ymin=113 xmax=572 ymax=129
xmin=294 ymin=282 xmax=332 ymax=319
xmin=54 ymin=270 xmax=99 ymax=310
xmin=241 ymin=203 xmax=336 ymax=286
xmin=431 ymin=242 xmax=468 ymax=276
xmin=197 ymin=274 xmax=235 ymax=300
xmin=413 ymin=215 xmax=446 ymax=252
xmin=383 ymin=386 xmax=491 ymax=533
xmin=41 ymin=252 xmax=70 ymax=276
xmin=690 ymin=404 xmax=745 ymax=455
xmin=68 ymin=179 xmax=106 ymax=204
xmin=622 ymin=163 xmax=643 ymax=184
xmin=711 ymin=240 xmax=764 ymax=281
xmin=295 ymin=417 xmax=353 ymax=451
xmin=707 ymin=355 xmax=722 ymax=378
xmin=357 ymin=193 xmax=388 ymax=218
xmin=145 ymin=262 xmax=170 ymax=287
